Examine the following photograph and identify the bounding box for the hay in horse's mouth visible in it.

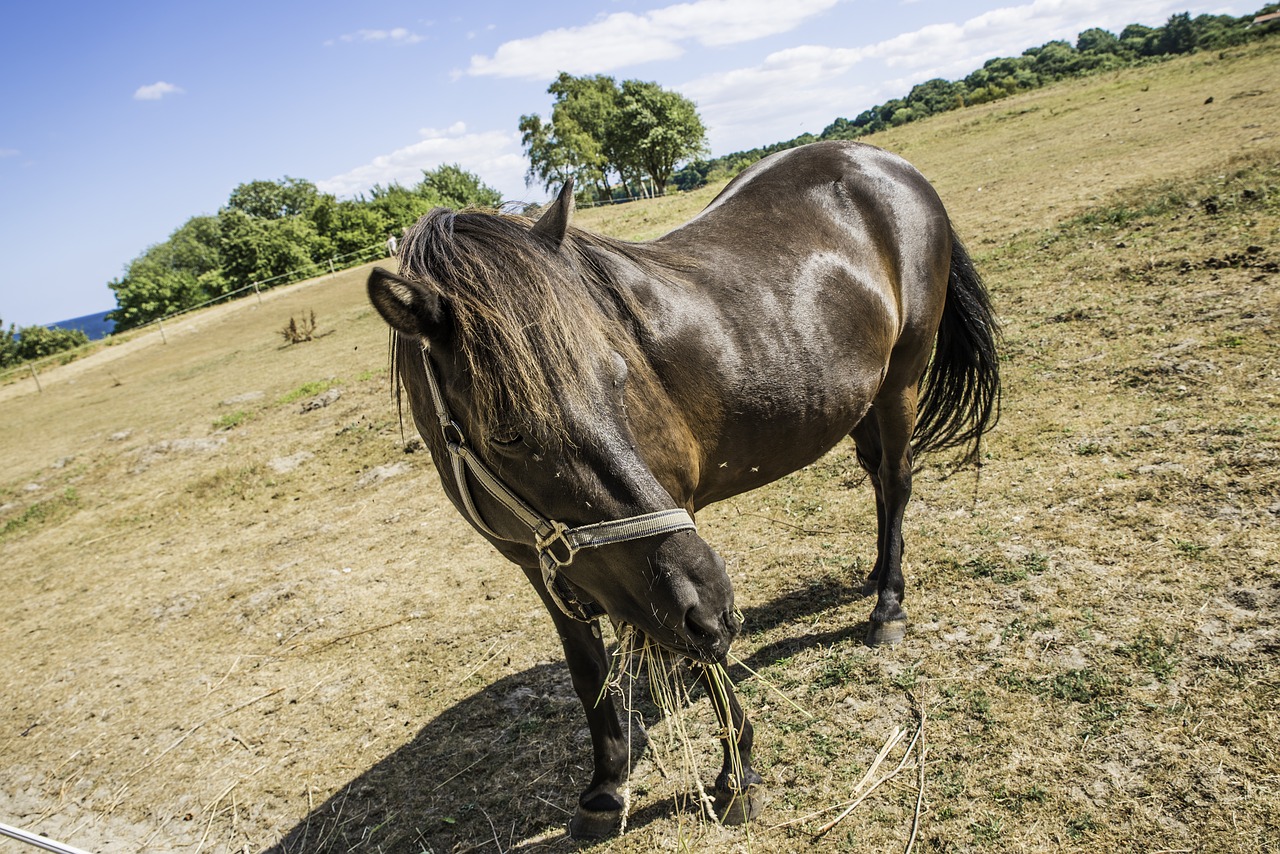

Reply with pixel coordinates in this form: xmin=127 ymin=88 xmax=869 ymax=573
xmin=603 ymin=624 xmax=727 ymax=826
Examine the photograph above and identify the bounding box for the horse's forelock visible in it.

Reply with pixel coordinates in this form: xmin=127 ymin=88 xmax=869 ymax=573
xmin=395 ymin=207 xmax=642 ymax=443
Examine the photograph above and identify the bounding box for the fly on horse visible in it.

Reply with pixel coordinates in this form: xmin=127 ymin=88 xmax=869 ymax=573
xmin=366 ymin=140 xmax=1000 ymax=837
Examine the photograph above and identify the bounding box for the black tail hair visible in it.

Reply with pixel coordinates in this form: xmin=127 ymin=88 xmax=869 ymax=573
xmin=913 ymin=229 xmax=1002 ymax=464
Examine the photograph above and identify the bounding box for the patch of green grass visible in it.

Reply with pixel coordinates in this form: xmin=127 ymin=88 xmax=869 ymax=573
xmin=1066 ymin=813 xmax=1099 ymax=841
xmin=1121 ymin=627 xmax=1181 ymax=682
xmin=971 ymin=815 xmax=1003 ymax=845
xmin=0 ymin=488 xmax=80 ymax=541
xmin=1171 ymin=539 xmax=1208 ymax=560
xmin=212 ymin=409 xmax=250 ymax=431
xmin=278 ymin=378 xmax=339 ymax=405
xmin=961 ymin=552 xmax=1048 ymax=585
xmin=1049 ymin=668 xmax=1115 ymax=704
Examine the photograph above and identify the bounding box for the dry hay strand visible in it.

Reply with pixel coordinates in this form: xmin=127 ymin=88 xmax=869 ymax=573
xmin=769 ymin=702 xmax=927 ymax=843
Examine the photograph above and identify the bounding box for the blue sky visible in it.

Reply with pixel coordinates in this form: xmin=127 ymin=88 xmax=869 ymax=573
xmin=0 ymin=0 xmax=1250 ymax=327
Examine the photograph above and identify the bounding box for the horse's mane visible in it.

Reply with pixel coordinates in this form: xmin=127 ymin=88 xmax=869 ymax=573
xmin=394 ymin=206 xmax=670 ymax=442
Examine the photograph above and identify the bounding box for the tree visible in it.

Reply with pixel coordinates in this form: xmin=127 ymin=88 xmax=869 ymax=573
xmin=520 ymin=74 xmax=706 ymax=198
xmin=906 ymin=78 xmax=963 ymax=117
xmin=418 ymin=164 xmax=502 ymax=209
xmin=226 ymin=177 xmax=324 ymax=220
xmin=108 ymin=215 xmax=225 ymax=331
xmin=612 ymin=80 xmax=706 ymax=195
xmin=1 ymin=319 xmax=90 ymax=367
xmin=520 ymin=74 xmax=623 ymax=199
xmin=519 ymin=112 xmax=574 ymax=193
xmin=217 ymin=209 xmax=322 ymax=288
xmin=1077 ymin=27 xmax=1120 ymax=54
xmin=1151 ymin=12 xmax=1197 ymax=55
xmin=5 ymin=324 xmax=89 ymax=365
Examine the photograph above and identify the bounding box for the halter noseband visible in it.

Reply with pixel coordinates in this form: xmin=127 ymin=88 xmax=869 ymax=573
xmin=417 ymin=344 xmax=697 ymax=622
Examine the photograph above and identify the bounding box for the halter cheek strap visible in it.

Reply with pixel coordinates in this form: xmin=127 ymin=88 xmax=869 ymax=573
xmin=417 ymin=344 xmax=697 ymax=622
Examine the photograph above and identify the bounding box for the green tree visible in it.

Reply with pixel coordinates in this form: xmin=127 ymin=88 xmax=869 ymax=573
xmin=1119 ymin=24 xmax=1156 ymax=55
xmin=1077 ymin=27 xmax=1120 ymax=54
xmin=417 ymin=164 xmax=502 ymax=209
xmin=520 ymin=74 xmax=623 ymax=199
xmin=1152 ymin=12 xmax=1197 ymax=55
xmin=108 ymin=215 xmax=225 ymax=331
xmin=906 ymin=78 xmax=964 ymax=117
xmin=217 ymin=209 xmax=322 ymax=288
xmin=5 ymin=324 xmax=89 ymax=364
xmin=518 ymin=112 xmax=573 ymax=193
xmin=226 ymin=177 xmax=324 ymax=220
xmin=520 ymin=74 xmax=706 ymax=198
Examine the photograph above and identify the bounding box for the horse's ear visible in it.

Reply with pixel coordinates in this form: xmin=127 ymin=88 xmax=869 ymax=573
xmin=531 ymin=177 xmax=574 ymax=250
xmin=367 ymin=267 xmax=448 ymax=341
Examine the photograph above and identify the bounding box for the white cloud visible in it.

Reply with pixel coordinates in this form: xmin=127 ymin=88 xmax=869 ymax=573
xmin=325 ymin=27 xmax=424 ymax=47
xmin=465 ymin=0 xmax=839 ymax=79
xmin=317 ymin=123 xmax=532 ymax=203
xmin=684 ymin=0 xmax=1205 ymax=152
xmin=133 ymin=81 xmax=184 ymax=101
xmin=0 ymin=148 xmax=19 ymax=158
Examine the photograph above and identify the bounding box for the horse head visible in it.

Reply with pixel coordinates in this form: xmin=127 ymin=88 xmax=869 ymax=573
xmin=366 ymin=183 xmax=740 ymax=662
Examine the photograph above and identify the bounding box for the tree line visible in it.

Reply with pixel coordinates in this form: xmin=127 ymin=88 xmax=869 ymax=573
xmin=673 ymin=8 xmax=1280 ymax=190
xmin=104 ymin=166 xmax=502 ymax=332
xmin=0 ymin=320 xmax=89 ymax=370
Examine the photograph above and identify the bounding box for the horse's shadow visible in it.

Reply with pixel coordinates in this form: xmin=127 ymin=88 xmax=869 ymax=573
xmin=264 ymin=574 xmax=868 ymax=853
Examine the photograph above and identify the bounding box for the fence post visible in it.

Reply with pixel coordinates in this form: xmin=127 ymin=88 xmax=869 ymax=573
xmin=329 ymin=259 xmax=336 ymax=276
xmin=29 ymin=362 xmax=42 ymax=393
xmin=158 ymin=317 xmax=167 ymax=344
xmin=254 ymin=282 xmax=262 ymax=304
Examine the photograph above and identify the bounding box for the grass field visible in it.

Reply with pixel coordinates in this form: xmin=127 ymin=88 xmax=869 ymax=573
xmin=1 ymin=41 xmax=1277 ymax=853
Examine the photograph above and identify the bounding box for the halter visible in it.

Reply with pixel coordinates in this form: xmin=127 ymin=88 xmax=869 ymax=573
xmin=417 ymin=344 xmax=697 ymax=622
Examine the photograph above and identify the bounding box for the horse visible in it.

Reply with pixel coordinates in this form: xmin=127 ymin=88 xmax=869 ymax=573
xmin=366 ymin=140 xmax=1000 ymax=838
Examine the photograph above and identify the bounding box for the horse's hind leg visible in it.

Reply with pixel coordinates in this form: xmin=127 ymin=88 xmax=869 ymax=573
xmin=699 ymin=662 xmax=763 ymax=824
xmin=850 ymin=388 xmax=916 ymax=646
xmin=521 ymin=567 xmax=628 ymax=839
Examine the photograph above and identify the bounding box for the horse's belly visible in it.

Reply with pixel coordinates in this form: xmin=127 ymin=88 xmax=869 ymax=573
xmin=692 ymin=385 xmax=875 ymax=507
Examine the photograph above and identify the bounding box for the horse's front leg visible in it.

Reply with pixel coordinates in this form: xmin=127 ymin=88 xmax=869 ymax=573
xmin=520 ymin=567 xmax=628 ymax=839
xmin=698 ymin=661 xmax=764 ymax=825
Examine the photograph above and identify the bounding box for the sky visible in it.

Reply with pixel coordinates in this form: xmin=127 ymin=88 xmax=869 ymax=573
xmin=0 ymin=0 xmax=1253 ymax=327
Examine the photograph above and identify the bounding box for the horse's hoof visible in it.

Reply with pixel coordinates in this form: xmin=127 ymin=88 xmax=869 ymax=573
xmin=714 ymin=784 xmax=763 ymax=826
xmin=569 ymin=805 xmax=624 ymax=839
xmin=867 ymin=618 xmax=907 ymax=647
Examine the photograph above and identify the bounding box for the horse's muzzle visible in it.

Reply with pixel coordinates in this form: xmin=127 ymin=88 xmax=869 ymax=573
xmin=681 ymin=602 xmax=742 ymax=662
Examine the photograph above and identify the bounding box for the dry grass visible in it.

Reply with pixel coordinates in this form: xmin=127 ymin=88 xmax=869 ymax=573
xmin=0 ymin=41 xmax=1277 ymax=853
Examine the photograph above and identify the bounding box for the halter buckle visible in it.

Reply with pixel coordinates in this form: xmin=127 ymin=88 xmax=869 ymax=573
xmin=537 ymin=521 xmax=577 ymax=568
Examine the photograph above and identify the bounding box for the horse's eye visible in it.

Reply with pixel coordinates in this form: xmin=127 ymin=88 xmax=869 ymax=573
xmin=490 ymin=430 xmax=523 ymax=448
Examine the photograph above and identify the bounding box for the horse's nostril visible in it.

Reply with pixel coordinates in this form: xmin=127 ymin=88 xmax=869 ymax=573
xmin=684 ymin=606 xmax=738 ymax=647
xmin=684 ymin=608 xmax=715 ymax=639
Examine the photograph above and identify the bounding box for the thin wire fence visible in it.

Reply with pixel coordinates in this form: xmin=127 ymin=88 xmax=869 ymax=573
xmin=0 ymin=241 xmax=389 ymax=391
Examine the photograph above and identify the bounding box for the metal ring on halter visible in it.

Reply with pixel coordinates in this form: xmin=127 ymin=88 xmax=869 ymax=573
xmin=537 ymin=521 xmax=577 ymax=568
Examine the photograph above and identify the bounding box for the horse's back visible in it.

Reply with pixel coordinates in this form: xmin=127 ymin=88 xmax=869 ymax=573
xmin=631 ymin=142 xmax=956 ymax=503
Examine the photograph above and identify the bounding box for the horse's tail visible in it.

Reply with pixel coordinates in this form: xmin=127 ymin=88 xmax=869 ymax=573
xmin=912 ymin=228 xmax=1002 ymax=465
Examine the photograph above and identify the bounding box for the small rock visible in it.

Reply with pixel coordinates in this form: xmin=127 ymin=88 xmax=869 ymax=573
xmin=356 ymin=461 xmax=410 ymax=488
xmin=300 ymin=388 xmax=342 ymax=413
xmin=268 ymin=451 xmax=314 ymax=474
xmin=221 ymin=391 xmax=265 ymax=406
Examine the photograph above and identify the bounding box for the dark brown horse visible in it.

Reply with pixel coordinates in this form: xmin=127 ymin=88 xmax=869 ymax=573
xmin=366 ymin=140 xmax=1000 ymax=837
